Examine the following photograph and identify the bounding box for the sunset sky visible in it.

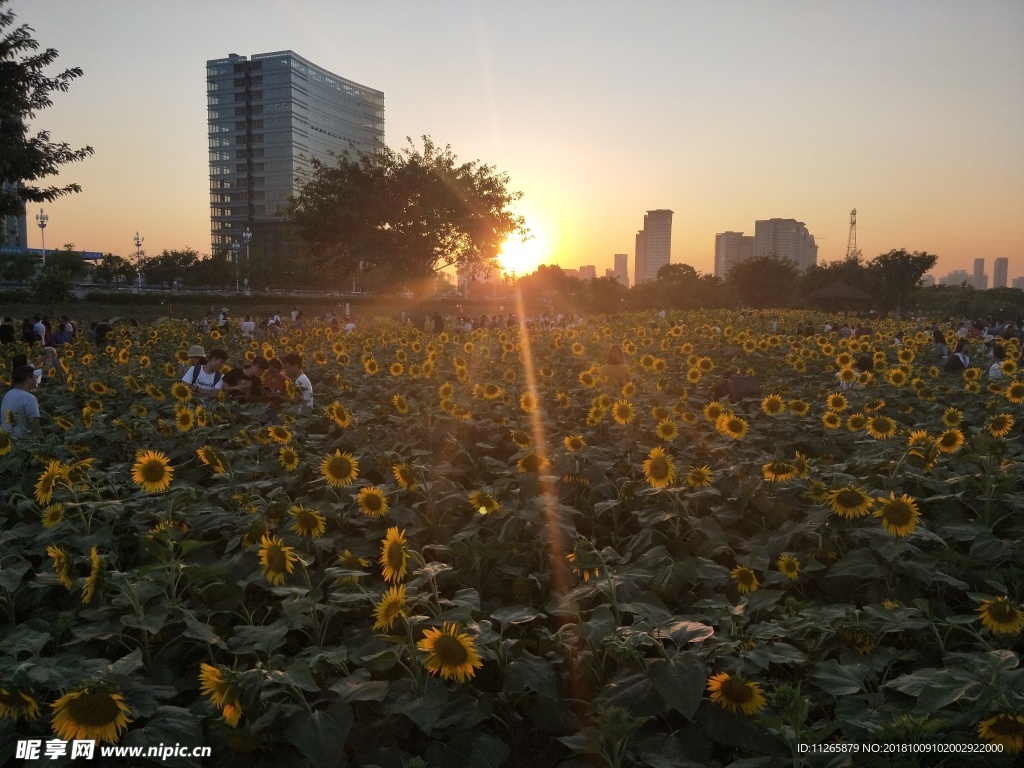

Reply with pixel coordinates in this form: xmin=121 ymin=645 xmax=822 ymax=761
xmin=17 ymin=0 xmax=1024 ymax=282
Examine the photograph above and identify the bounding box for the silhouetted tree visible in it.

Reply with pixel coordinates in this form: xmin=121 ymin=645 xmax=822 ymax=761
xmin=0 ymin=249 xmax=37 ymax=281
xmin=290 ymin=137 xmax=527 ymax=294
xmin=867 ymin=249 xmax=937 ymax=313
xmin=0 ymin=0 xmax=93 ymax=217
xmin=726 ymin=254 xmax=800 ymax=308
xmin=44 ymin=244 xmax=87 ymax=280
xmin=92 ymin=253 xmax=136 ymax=286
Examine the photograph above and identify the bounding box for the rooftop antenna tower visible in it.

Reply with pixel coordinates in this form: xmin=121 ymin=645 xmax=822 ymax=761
xmin=845 ymin=209 xmax=857 ymax=258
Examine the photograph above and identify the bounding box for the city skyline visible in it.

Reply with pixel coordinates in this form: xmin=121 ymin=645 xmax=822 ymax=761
xmin=13 ymin=1 xmax=1024 ymax=283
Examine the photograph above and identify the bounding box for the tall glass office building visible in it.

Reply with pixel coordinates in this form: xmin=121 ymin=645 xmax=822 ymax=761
xmin=206 ymin=51 xmax=384 ymax=268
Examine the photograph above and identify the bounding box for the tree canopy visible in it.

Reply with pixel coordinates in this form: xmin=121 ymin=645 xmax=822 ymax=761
xmin=726 ymin=254 xmax=801 ymax=308
xmin=0 ymin=0 xmax=93 ymax=217
xmin=289 ymin=137 xmax=527 ymax=293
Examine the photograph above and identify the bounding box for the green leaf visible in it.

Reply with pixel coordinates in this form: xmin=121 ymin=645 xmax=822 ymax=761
xmin=655 ymin=618 xmax=714 ymax=646
xmin=0 ymin=559 xmax=31 ymax=591
xmin=813 ymin=659 xmax=865 ymax=695
xmin=827 ymin=549 xmax=882 ymax=579
xmin=330 ymin=675 xmax=388 ymax=703
xmin=648 ymin=658 xmax=706 ymax=719
xmin=505 ymin=651 xmax=559 ymax=700
xmin=182 ymin=617 xmax=227 ymax=649
xmin=284 ymin=702 xmax=353 ymax=768
xmin=269 ymin=660 xmax=320 ymax=692
xmin=490 ymin=605 xmax=543 ymax=628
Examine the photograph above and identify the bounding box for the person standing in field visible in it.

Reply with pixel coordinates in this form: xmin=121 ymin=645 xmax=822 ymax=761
xmin=1 ymin=365 xmax=43 ymax=438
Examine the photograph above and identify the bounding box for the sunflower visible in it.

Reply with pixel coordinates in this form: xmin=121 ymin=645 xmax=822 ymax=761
xmin=321 ymin=450 xmax=359 ymax=487
xmin=821 ymin=410 xmax=842 ymax=430
xmin=289 ymin=504 xmax=327 ymax=537
xmin=519 ymin=392 xmax=537 ymax=413
xmin=357 ymin=486 xmax=389 ymax=518
xmin=131 ymin=450 xmax=174 ymax=493
xmin=977 ymin=596 xmax=1024 ymax=635
xmin=338 ymin=549 xmax=370 ymax=584
xmin=612 ymin=399 xmax=634 ymax=425
xmin=760 ymin=394 xmax=785 ymax=415
xmin=258 ymin=534 xmax=298 ymax=586
xmin=469 ymin=490 xmax=500 ymax=515
xmin=777 ymin=554 xmax=800 ymax=580
xmin=174 ymin=407 xmax=195 ymax=432
xmin=34 ymin=459 xmax=65 ymax=505
xmin=389 ymin=362 xmax=404 ymax=376
xmin=874 ymin=493 xmax=921 ymax=537
xmin=886 ymin=368 xmax=908 ymax=387
xmin=942 ymin=407 xmax=963 ymax=427
xmin=47 ymin=545 xmax=73 ymax=589
xmin=788 ymin=399 xmax=809 ymax=417
xmin=417 ymin=623 xmax=484 ymax=683
xmin=731 ymin=566 xmax=759 ymax=593
xmin=935 ymin=428 xmax=964 ymax=453
xmin=380 ymin=527 xmax=409 ymax=583
xmin=977 ymin=713 xmax=1024 ymax=754
xmin=481 ymin=382 xmax=503 ymax=400
xmin=393 ymin=464 xmax=418 ymax=490
xmin=278 ymin=445 xmax=299 ymax=472
xmin=198 ymin=664 xmax=243 ymax=727
xmin=642 ymin=446 xmax=675 ymax=488
xmin=706 ymin=673 xmax=766 ymax=716
xmin=510 ymin=429 xmax=532 ymax=447
xmin=845 ymin=412 xmax=867 ymax=432
xmin=267 ymin=424 xmax=292 ymax=444
xmin=41 ymin=502 xmax=65 ymax=528
xmin=171 ymin=381 xmax=192 ymax=401
xmin=324 ymin=402 xmax=353 ymax=428
xmin=703 ymin=402 xmax=724 ymax=422
xmin=0 ymin=687 xmax=40 ymax=721
xmin=655 ymin=418 xmax=678 ymax=441
xmin=53 ymin=415 xmax=74 ymax=432
xmin=826 ymin=392 xmax=848 ymax=411
xmin=81 ymin=547 xmax=102 ymax=604
xmin=373 ymin=585 xmax=408 ymax=631
xmin=517 ymin=452 xmax=548 ymax=474
xmin=827 ymin=486 xmax=874 ymax=519
xmin=563 ymin=434 xmax=586 ymax=452
xmin=762 ymin=461 xmax=796 ymax=482
xmin=715 ymin=413 xmax=749 ymax=440
xmin=51 ymin=687 xmax=132 ymax=743
xmin=686 ymin=465 xmax=714 ymax=489
xmin=865 ymin=415 xmax=897 ymax=440
xmin=985 ymin=413 xmax=1014 ymax=438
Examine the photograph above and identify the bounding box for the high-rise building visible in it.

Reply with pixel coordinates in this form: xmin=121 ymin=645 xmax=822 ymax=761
xmin=753 ymin=218 xmax=818 ymax=271
xmin=993 ymin=258 xmax=1008 ymax=289
xmin=206 ymin=51 xmax=384 ymax=264
xmin=971 ymin=258 xmax=988 ymax=290
xmin=939 ymin=270 xmax=971 ymax=286
xmin=714 ymin=231 xmax=754 ymax=279
xmin=1 ymin=183 xmax=27 ymax=250
xmin=1013 ymin=276 xmax=1024 ymax=290
xmin=634 ymin=209 xmax=672 ymax=284
xmin=612 ymin=253 xmax=629 ymax=286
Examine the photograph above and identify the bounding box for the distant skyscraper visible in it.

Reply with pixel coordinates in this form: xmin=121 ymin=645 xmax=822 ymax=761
xmin=1 ymin=182 xmax=27 ymax=250
xmin=634 ymin=209 xmax=672 ymax=284
xmin=993 ymin=258 xmax=1008 ymax=289
xmin=971 ymin=258 xmax=988 ymax=290
xmin=1013 ymin=276 xmax=1024 ymax=290
xmin=206 ymin=51 xmax=384 ymax=262
xmin=939 ymin=269 xmax=971 ymax=286
xmin=753 ymin=218 xmax=818 ymax=271
xmin=714 ymin=231 xmax=754 ymax=279
xmin=613 ymin=253 xmax=629 ymax=286
xmin=920 ymin=274 xmax=936 ymax=287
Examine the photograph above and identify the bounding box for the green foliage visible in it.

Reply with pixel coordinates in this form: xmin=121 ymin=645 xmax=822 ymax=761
xmin=0 ymin=0 xmax=94 ymax=217
xmin=28 ymin=261 xmax=74 ymax=305
xmin=43 ymin=244 xmax=87 ymax=279
xmin=0 ymin=248 xmax=38 ymax=281
xmin=868 ymin=249 xmax=938 ymax=312
xmin=727 ymin=254 xmax=801 ymax=308
xmin=289 ymin=136 xmax=528 ymax=292
xmin=92 ymin=253 xmax=136 ymax=286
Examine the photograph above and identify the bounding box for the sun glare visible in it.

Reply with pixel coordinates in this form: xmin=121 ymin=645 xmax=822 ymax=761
xmin=498 ymin=228 xmax=548 ymax=278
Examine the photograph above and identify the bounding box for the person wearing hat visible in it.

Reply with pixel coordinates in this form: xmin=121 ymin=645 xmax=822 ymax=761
xmin=179 ymin=344 xmax=209 ymax=377
xmin=182 ymin=348 xmax=228 ymax=398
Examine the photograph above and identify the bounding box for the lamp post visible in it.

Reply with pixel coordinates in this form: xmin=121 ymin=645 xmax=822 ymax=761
xmin=242 ymin=227 xmax=252 ymax=292
xmin=36 ymin=208 xmax=48 ymax=263
xmin=231 ymin=240 xmax=240 ymax=293
xmin=134 ymin=231 xmax=144 ymax=290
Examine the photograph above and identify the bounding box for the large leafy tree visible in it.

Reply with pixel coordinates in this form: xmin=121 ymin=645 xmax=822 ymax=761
xmin=0 ymin=1 xmax=93 ymax=216
xmin=867 ymin=248 xmax=937 ymax=313
xmin=289 ymin=137 xmax=527 ymax=292
xmin=726 ymin=254 xmax=801 ymax=308
xmin=92 ymin=253 xmax=136 ymax=286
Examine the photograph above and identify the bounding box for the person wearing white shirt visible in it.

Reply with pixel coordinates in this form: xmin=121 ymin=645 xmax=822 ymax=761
xmin=283 ymin=352 xmax=313 ymax=407
xmin=240 ymin=315 xmax=256 ymax=339
xmin=182 ymin=348 xmax=227 ymax=397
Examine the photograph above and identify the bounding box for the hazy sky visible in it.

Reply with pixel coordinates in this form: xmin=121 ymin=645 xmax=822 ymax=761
xmin=18 ymin=0 xmax=1024 ymax=281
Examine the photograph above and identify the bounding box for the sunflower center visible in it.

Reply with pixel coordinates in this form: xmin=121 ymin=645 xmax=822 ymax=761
xmin=721 ymin=678 xmax=754 ymax=704
xmin=141 ymin=461 xmax=167 ymax=483
xmin=266 ymin=545 xmax=287 ymax=572
xmin=364 ymin=494 xmax=383 ymax=512
xmin=649 ymin=457 xmax=669 ymax=479
xmin=988 ymin=601 xmax=1018 ymax=623
xmin=66 ymin=690 xmax=122 ymax=728
xmin=883 ymin=501 xmax=912 ymax=526
xmin=835 ymin=490 xmax=866 ymax=508
xmin=329 ymin=457 xmax=352 ymax=477
xmin=385 ymin=542 xmax=405 ymax=570
xmin=434 ymin=634 xmax=470 ymax=666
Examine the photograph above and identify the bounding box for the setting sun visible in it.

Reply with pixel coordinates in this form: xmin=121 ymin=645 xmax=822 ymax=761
xmin=498 ymin=226 xmax=550 ymax=278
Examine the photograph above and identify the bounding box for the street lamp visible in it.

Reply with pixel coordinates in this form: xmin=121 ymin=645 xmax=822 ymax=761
xmin=242 ymin=227 xmax=252 ymax=292
xmin=36 ymin=208 xmax=48 ymax=262
xmin=230 ymin=239 xmax=240 ymax=293
xmin=134 ymin=231 xmax=144 ymax=290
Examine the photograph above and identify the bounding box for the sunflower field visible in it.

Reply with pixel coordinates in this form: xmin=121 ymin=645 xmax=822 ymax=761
xmin=1 ymin=311 xmax=1023 ymax=767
